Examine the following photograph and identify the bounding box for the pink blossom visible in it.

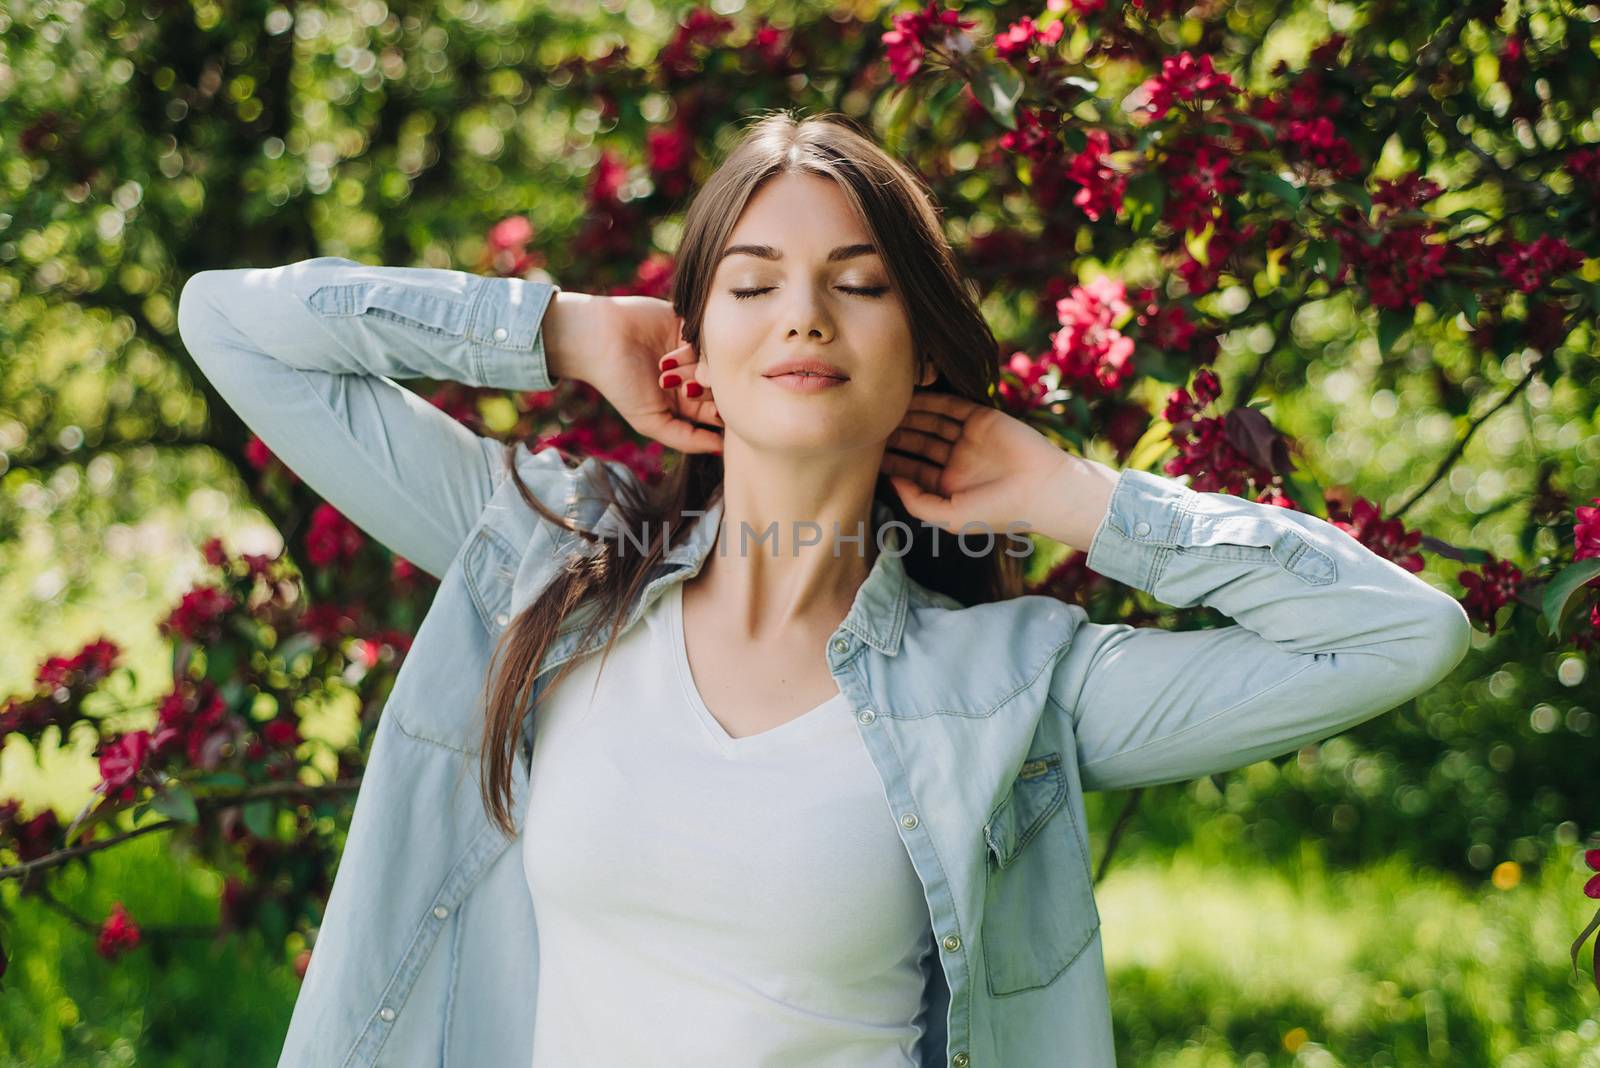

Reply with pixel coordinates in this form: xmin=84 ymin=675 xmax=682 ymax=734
xmin=97 ymin=903 xmax=142 ymax=960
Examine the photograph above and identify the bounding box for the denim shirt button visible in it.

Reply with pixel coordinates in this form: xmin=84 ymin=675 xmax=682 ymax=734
xmin=952 ymin=1053 xmax=970 ymax=1068
xmin=433 ymin=905 xmax=450 ymax=919
xmin=492 ymin=326 xmax=509 ymax=341
xmin=378 ymin=1007 xmax=396 ymax=1022
xmin=856 ymin=708 xmax=876 ymax=725
xmin=1134 ymin=520 xmax=1152 ymax=537
xmin=900 ymin=812 xmax=919 ymax=829
xmin=942 ymin=933 xmax=961 ymax=952
xmin=494 ymin=611 xmax=510 ymax=627
xmin=831 ymin=637 xmax=850 ymax=654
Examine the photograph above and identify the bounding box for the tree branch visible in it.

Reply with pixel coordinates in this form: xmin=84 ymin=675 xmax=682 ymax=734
xmin=1 ymin=779 xmax=363 ymax=884
xmin=1391 ymin=353 xmax=1543 ymax=520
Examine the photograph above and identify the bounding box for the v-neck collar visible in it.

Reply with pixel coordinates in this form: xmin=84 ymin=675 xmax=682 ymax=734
xmin=666 ymin=580 xmax=849 ymax=756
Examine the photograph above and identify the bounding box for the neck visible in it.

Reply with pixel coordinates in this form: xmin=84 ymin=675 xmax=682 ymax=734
xmin=691 ymin=441 xmax=883 ymax=641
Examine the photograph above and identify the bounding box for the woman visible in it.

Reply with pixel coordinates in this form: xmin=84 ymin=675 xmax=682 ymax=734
xmin=177 ymin=110 xmax=1471 ymax=1068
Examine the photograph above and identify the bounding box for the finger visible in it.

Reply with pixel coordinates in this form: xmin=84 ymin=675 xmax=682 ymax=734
xmin=644 ymin=411 xmax=725 ymax=454
xmin=658 ymin=341 xmax=699 ymax=372
xmin=885 ymin=475 xmax=956 ymax=530
xmin=886 ymin=428 xmax=953 ymax=465
xmin=683 ymin=395 xmax=724 ymax=427
xmin=904 ymin=390 xmax=981 ymax=421
xmin=669 ymin=386 xmax=723 ymax=428
xmin=895 ymin=409 xmax=963 ymax=443
xmin=880 ymin=451 xmax=944 ymax=495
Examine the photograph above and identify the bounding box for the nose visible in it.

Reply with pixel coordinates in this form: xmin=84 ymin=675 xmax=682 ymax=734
xmin=786 ymin=287 xmax=834 ymax=344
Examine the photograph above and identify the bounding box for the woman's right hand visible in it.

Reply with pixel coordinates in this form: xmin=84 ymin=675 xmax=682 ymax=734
xmin=544 ymin=291 xmax=724 ymax=454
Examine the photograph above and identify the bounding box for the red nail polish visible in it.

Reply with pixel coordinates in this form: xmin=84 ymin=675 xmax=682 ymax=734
xmin=662 ymin=373 xmax=681 ymax=388
xmin=660 ymin=357 xmax=678 ymax=370
xmin=685 ymin=382 xmax=702 ymax=397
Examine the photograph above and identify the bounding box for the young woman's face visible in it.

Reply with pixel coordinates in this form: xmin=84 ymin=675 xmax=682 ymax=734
xmin=694 ymin=171 xmax=935 ymax=458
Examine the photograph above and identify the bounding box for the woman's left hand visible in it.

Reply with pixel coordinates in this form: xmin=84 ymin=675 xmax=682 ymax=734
xmin=880 ymin=391 xmax=1075 ymax=539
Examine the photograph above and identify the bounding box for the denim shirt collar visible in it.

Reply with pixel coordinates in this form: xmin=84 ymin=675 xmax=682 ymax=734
xmin=593 ymin=485 xmax=910 ymax=657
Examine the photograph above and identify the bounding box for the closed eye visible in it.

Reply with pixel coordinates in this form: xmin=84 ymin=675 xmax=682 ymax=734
xmin=730 ymin=286 xmax=889 ymax=300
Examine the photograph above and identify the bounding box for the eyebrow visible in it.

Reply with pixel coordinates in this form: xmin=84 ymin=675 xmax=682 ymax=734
xmin=717 ymin=243 xmax=880 ymax=265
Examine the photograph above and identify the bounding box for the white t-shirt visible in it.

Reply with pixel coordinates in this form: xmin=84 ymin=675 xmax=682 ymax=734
xmin=521 ymin=580 xmax=933 ymax=1067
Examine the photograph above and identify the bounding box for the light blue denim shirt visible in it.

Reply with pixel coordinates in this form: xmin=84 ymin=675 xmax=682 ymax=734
xmin=176 ymin=257 xmax=1472 ymax=1068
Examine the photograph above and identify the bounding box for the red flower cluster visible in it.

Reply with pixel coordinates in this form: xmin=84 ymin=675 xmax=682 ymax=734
xmin=97 ymin=730 xmax=153 ymax=802
xmin=881 ymin=2 xmax=978 ymax=84
xmin=1132 ymin=52 xmax=1238 ymax=123
xmin=1565 ymin=146 xmax=1600 ymax=191
xmin=1575 ymin=497 xmax=1600 ymax=562
xmin=1049 ymin=277 xmax=1137 ymax=394
xmin=1177 ymin=218 xmax=1256 ymax=295
xmin=305 ymin=503 xmax=365 ymax=568
xmin=1328 ymin=497 xmax=1425 ymax=573
xmin=1496 ymin=235 xmax=1585 ymax=294
xmin=0 ymin=800 xmax=62 ymax=862
xmin=1332 ymin=174 xmax=1449 ymax=309
xmin=646 ymin=120 xmax=695 ymax=201
xmin=483 ymin=215 xmax=543 ymax=278
xmin=1458 ymin=557 xmax=1523 ymax=636
xmin=657 ymin=9 xmax=735 ymax=81
xmin=1131 ymin=286 xmax=1209 ymax=359
xmin=96 ymin=902 xmax=141 ymax=960
xmin=35 ymin=637 xmax=120 ymax=691
xmin=1251 ymin=66 xmax=1362 ymax=179
xmin=535 ymin=421 xmax=667 ymax=487
xmin=1063 ymin=129 xmax=1125 ymax=222
xmin=1585 ymin=850 xmax=1600 ymax=898
xmin=160 ymin=584 xmax=235 ymax=642
xmin=1161 ymin=369 xmax=1261 ymax=494
xmin=1160 ymin=136 xmax=1240 ymax=235
xmin=995 ymin=16 xmax=1064 ymax=63
xmin=997 ymin=350 xmax=1050 ymax=412
xmin=153 ymin=681 xmax=237 ymax=770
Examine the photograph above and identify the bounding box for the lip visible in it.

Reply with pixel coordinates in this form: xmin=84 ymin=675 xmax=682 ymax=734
xmin=761 ymin=357 xmax=849 ymax=381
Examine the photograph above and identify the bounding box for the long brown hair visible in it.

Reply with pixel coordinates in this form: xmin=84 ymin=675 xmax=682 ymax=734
xmin=477 ymin=108 xmax=1024 ymax=837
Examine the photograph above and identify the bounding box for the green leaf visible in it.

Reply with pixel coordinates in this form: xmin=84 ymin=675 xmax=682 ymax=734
xmin=1281 ymin=472 xmax=1329 ymax=519
xmin=1308 ymin=238 xmax=1341 ymax=278
xmin=243 ymin=800 xmax=276 ymax=839
xmin=1438 ymin=281 xmax=1480 ymax=324
xmin=1543 ymin=558 xmax=1600 ymax=638
xmin=1332 ymin=181 xmax=1372 ymax=213
xmin=191 ymin=771 xmax=249 ymax=790
xmin=151 ymin=785 xmax=199 ymax=824
xmin=1185 ymin=221 xmax=1215 ymax=267
xmin=1125 ymin=418 xmax=1174 ymax=473
xmin=925 ymin=78 xmax=966 ymax=126
xmin=1249 ymin=171 xmax=1304 ymax=209
xmin=203 ymin=642 xmax=238 ymax=684
xmin=1122 ymin=171 xmax=1165 ymax=235
xmin=969 ymin=66 xmax=1023 ymax=131
xmin=1377 ymin=306 xmax=1414 ymax=353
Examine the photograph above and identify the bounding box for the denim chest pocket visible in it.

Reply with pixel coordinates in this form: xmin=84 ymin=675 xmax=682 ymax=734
xmin=980 ymin=752 xmax=1101 ymax=996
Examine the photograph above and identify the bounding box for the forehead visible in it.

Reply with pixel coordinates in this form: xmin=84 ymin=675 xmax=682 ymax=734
xmin=722 ymin=171 xmax=874 ymax=251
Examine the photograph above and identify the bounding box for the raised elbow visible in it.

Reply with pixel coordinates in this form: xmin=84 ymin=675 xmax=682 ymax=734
xmin=175 ymin=271 xmax=225 ymax=354
xmin=1409 ymin=593 xmax=1473 ymax=691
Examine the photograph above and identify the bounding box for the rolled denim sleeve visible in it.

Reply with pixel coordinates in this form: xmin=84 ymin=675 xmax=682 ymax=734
xmin=1049 ymin=467 xmax=1473 ymax=793
xmin=176 ymin=256 xmax=562 ymax=578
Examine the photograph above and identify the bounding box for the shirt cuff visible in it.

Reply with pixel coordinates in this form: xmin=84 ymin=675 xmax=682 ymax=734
xmin=466 ymin=276 xmax=561 ymax=392
xmin=1083 ymin=467 xmax=1199 ymax=592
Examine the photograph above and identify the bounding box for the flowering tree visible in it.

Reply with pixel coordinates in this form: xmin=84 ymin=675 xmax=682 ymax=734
xmin=2 ymin=0 xmax=1598 ymax=1003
